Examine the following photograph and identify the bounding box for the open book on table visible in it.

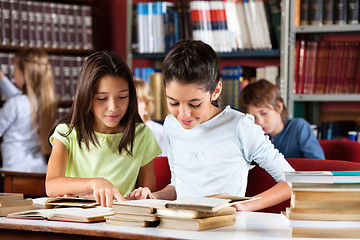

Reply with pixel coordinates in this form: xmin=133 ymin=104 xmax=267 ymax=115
xmin=6 ymin=207 xmax=114 ymax=223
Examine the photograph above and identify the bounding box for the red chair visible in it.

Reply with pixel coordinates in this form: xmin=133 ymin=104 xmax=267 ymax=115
xmin=319 ymin=139 xmax=360 ymax=163
xmin=245 ymin=158 xmax=360 ymax=213
xmin=154 ymin=157 xmax=171 ymax=191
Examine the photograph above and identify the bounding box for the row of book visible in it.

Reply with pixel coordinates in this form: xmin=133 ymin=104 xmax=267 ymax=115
xmin=298 ymin=0 xmax=359 ymax=26
xmin=0 ymin=0 xmax=93 ymax=50
xmin=133 ymin=1 xmax=180 ymax=54
xmin=0 ymin=52 xmax=87 ymax=102
xmin=132 ymin=0 xmax=281 ymax=53
xmin=283 ymin=171 xmax=360 ymax=238
xmin=221 ymin=65 xmax=278 ymax=110
xmin=294 ymin=40 xmax=360 ymax=94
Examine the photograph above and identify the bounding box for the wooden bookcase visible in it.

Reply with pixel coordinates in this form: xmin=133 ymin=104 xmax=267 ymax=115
xmin=0 ymin=0 xmax=96 ymax=119
xmin=279 ymin=0 xmax=360 ymax=129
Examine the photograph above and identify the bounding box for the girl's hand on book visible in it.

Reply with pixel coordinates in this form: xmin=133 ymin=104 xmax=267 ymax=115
xmin=90 ymin=178 xmax=125 ymax=207
xmin=126 ymin=187 xmax=154 ymax=200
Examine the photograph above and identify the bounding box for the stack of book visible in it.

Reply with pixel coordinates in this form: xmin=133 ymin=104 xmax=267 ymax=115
xmin=105 ymin=199 xmax=168 ymax=227
xmin=157 ymin=197 xmax=237 ymax=231
xmin=283 ymin=171 xmax=360 ymax=238
xmin=0 ymin=193 xmax=33 ymax=217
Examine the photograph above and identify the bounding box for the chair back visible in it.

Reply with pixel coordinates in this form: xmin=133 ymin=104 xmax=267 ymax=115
xmin=319 ymin=139 xmax=360 ymax=163
xmin=154 ymin=157 xmax=171 ymax=191
xmin=245 ymin=158 xmax=360 ymax=213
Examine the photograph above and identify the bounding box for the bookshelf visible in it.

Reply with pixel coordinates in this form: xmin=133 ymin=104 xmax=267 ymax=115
xmin=127 ymin=0 xmax=281 ymax=72
xmin=0 ymin=0 xmax=96 ymax=119
xmin=280 ymin=0 xmax=360 ymax=127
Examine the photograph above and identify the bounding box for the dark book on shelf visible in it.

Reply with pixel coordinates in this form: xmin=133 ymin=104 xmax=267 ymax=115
xmin=334 ymin=0 xmax=347 ymax=24
xmin=323 ymin=0 xmax=334 ymax=24
xmin=300 ymin=0 xmax=310 ymax=25
xmin=309 ymin=0 xmax=323 ymax=25
xmin=266 ymin=0 xmax=281 ymax=48
xmin=347 ymin=0 xmax=359 ymax=24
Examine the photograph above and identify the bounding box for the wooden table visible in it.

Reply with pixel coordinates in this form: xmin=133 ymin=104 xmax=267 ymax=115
xmin=0 ymin=169 xmax=46 ymax=197
xmin=0 ymin=211 xmax=293 ymax=240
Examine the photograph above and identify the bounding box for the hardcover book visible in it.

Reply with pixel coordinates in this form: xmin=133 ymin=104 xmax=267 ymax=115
xmin=7 ymin=207 xmax=114 ymax=223
xmin=158 ymin=214 xmax=236 ymax=231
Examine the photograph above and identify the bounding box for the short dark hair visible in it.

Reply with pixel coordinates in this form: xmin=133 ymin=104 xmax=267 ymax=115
xmin=162 ymin=40 xmax=221 ymax=107
xmin=54 ymin=51 xmax=142 ymax=155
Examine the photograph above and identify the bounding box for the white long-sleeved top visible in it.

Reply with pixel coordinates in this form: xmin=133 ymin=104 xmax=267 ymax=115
xmin=164 ymin=106 xmax=294 ymax=199
xmin=0 ymin=76 xmax=46 ymax=172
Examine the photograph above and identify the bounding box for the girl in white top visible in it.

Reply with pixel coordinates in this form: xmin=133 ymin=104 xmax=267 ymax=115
xmin=0 ymin=49 xmax=56 ymax=172
xmin=127 ymin=40 xmax=294 ymax=212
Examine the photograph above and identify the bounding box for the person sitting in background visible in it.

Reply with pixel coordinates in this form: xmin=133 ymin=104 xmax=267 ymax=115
xmin=0 ymin=48 xmax=57 ymax=172
xmin=134 ymin=77 xmax=167 ymax=156
xmin=239 ymin=79 xmax=325 ymax=159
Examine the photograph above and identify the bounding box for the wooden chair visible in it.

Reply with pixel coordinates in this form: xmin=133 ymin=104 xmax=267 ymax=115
xmin=245 ymin=158 xmax=360 ymax=213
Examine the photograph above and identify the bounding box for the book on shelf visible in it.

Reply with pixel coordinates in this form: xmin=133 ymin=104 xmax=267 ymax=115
xmin=309 ymin=0 xmax=323 ymax=25
xmin=0 ymin=193 xmax=33 ymax=217
xmin=6 ymin=207 xmax=114 ymax=223
xmin=323 ymin=0 xmax=334 ymax=25
xmin=347 ymin=0 xmax=359 ymax=24
xmin=334 ymin=0 xmax=347 ymax=25
xmin=300 ymin=0 xmax=309 ymax=25
xmin=284 ymin=171 xmax=360 ymax=183
xmin=158 ymin=214 xmax=236 ymax=231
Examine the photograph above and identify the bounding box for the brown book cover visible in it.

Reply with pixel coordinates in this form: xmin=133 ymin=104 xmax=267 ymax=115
xmin=286 ymin=207 xmax=360 ymax=221
xmin=158 ymin=214 xmax=236 ymax=231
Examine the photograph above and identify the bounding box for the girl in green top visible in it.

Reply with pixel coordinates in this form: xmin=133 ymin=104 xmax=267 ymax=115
xmin=46 ymin=51 xmax=161 ymax=207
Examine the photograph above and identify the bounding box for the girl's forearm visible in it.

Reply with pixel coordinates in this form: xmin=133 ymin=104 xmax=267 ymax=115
xmin=45 ymin=177 xmax=98 ymax=197
xmin=152 ymin=185 xmax=177 ymax=200
xmin=239 ymin=181 xmax=291 ymax=212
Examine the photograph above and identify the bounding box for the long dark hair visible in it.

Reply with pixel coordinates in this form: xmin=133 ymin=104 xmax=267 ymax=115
xmin=53 ymin=51 xmax=143 ymax=155
xmin=162 ymin=40 xmax=221 ymax=107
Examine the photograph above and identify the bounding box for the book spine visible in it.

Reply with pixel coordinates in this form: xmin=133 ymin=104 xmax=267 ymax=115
xmin=334 ymin=0 xmax=347 ymax=25
xmin=347 ymin=0 xmax=359 ymax=24
xmin=323 ymin=0 xmax=334 ymax=25
xmin=300 ymin=0 xmax=309 ymax=25
xmin=309 ymin=0 xmax=323 ymax=25
xmin=10 ymin=0 xmax=19 ymax=46
xmin=42 ymin=2 xmax=53 ymax=48
xmin=32 ymin=1 xmax=42 ymax=47
xmin=1 ymin=0 xmax=11 ymax=45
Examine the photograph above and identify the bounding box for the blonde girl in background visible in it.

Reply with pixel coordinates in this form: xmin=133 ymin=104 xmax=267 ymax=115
xmin=0 ymin=48 xmax=56 ymax=172
xmin=46 ymin=51 xmax=161 ymax=207
xmin=134 ymin=77 xmax=167 ymax=156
